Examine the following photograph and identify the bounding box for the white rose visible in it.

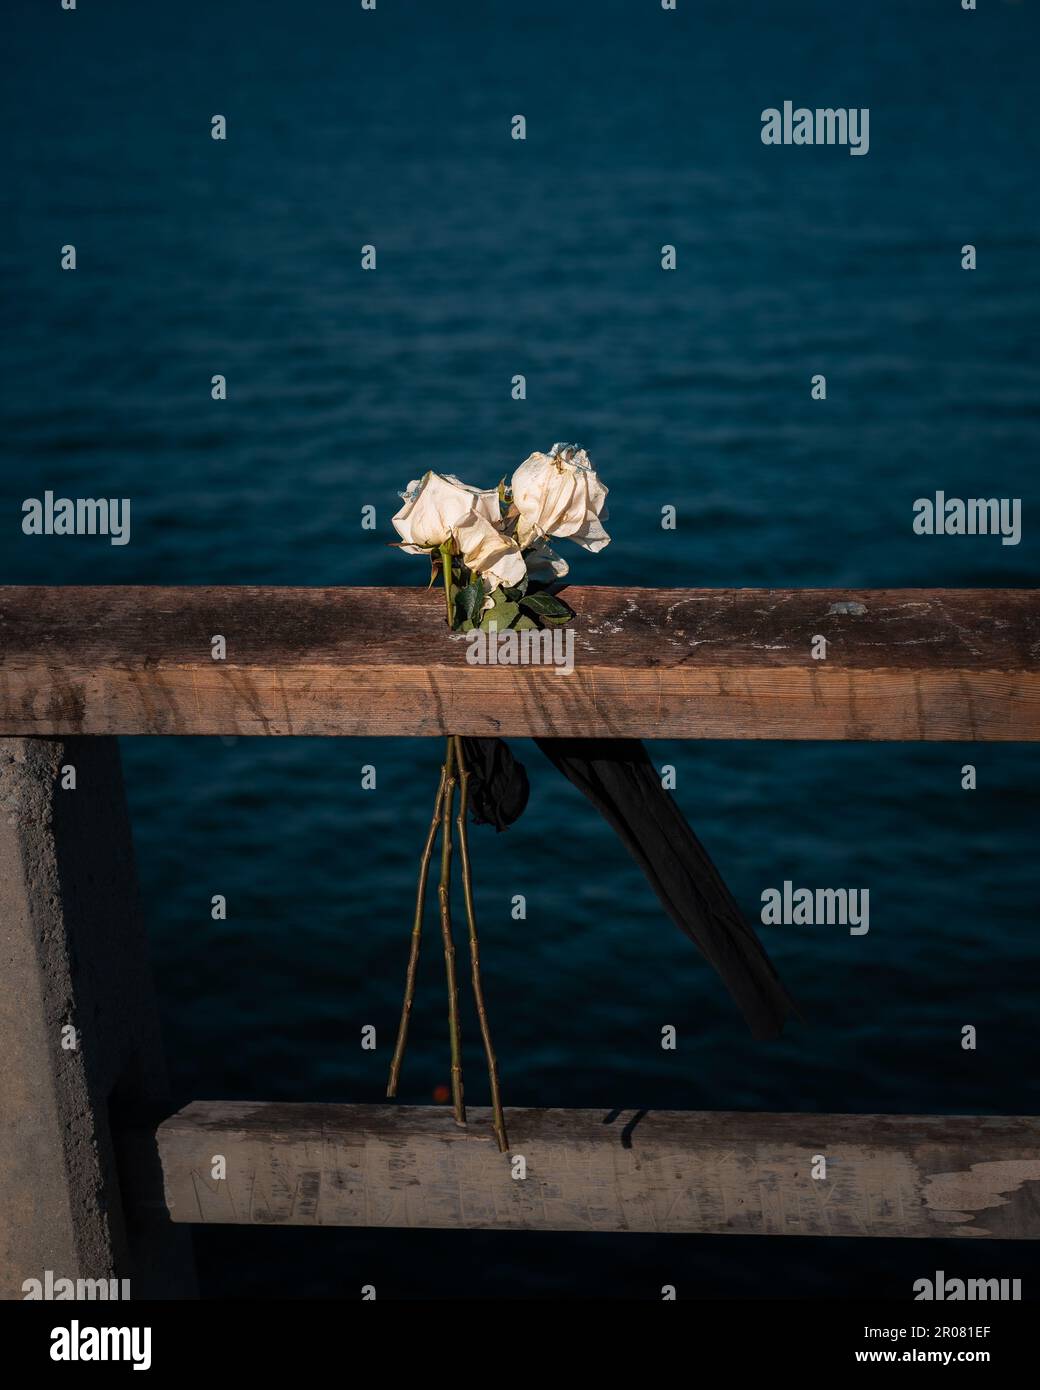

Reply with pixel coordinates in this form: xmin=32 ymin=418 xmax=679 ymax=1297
xmin=392 ymin=472 xmax=525 ymax=590
xmin=511 ymin=443 xmax=610 ymax=552
xmin=392 ymin=472 xmax=496 ymax=550
xmin=453 ymin=512 xmax=526 ymax=590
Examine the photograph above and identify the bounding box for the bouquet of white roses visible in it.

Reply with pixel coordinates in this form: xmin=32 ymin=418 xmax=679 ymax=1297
xmin=391 ymin=442 xmax=609 ymax=634
xmin=384 ymin=445 xmax=796 ymax=1149
xmin=385 ymin=444 xmax=609 ymax=1153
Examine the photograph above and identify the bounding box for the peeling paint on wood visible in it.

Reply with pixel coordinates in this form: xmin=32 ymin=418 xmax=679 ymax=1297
xmin=921 ymin=1160 xmax=1040 ymax=1237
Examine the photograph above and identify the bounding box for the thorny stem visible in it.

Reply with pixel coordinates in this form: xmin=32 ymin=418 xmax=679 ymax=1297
xmin=386 ymin=766 xmax=447 ymax=1098
xmin=438 ymin=736 xmax=465 ymax=1124
xmin=454 ymin=736 xmax=509 ymax=1153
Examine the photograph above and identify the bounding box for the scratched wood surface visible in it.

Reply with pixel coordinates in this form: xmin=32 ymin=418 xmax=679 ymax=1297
xmin=157 ymin=1103 xmax=1040 ymax=1239
xmin=2 ymin=586 xmax=1038 ymax=739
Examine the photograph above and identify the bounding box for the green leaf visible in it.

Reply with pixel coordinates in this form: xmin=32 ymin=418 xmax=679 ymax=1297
xmin=519 ymin=591 xmax=574 ymax=625
xmin=501 ymin=575 xmax=529 ymax=601
xmin=513 ymin=615 xmax=538 ymax=631
xmin=480 ymin=598 xmax=520 ymax=631
xmin=455 ymin=576 xmax=485 ymax=626
xmin=481 ymin=586 xmax=523 ymax=630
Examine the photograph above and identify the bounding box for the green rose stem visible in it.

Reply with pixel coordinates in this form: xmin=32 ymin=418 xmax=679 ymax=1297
xmin=386 ymin=765 xmax=446 ymax=1098
xmin=454 ymin=735 xmax=509 ymax=1153
xmin=438 ymin=735 xmax=466 ymax=1124
xmin=439 ymin=540 xmax=454 ymax=627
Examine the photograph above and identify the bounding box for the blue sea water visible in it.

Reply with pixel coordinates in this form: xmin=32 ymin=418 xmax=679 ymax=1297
xmin=2 ymin=0 xmax=1039 ymax=1298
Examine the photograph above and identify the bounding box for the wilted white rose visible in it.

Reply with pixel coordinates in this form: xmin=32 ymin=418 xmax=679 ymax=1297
xmin=453 ymin=512 xmax=526 ymax=589
xmin=392 ymin=472 xmax=495 ymax=550
xmin=511 ymin=443 xmax=610 ymax=552
xmin=392 ymin=472 xmax=525 ymax=590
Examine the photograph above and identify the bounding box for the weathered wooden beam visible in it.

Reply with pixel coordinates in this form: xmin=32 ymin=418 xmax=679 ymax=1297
xmin=1 ymin=586 xmax=1037 ymax=740
xmin=157 ymin=1103 xmax=1040 ymax=1240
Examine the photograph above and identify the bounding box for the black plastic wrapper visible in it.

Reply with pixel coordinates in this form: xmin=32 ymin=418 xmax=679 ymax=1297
xmin=459 ymin=736 xmax=530 ymax=831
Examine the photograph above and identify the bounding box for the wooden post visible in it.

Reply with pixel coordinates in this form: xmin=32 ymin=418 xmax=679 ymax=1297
xmin=0 ymin=736 xmax=195 ymax=1300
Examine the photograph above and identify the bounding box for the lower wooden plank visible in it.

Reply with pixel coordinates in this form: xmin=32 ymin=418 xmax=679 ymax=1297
xmin=156 ymin=1103 xmax=1040 ymax=1240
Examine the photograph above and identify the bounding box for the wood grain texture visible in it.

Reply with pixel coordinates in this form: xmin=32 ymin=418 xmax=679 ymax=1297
xmin=2 ymin=586 xmax=1038 ymax=739
xmin=157 ymin=1102 xmax=1040 ymax=1240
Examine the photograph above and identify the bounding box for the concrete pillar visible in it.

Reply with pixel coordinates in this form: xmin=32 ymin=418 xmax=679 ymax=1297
xmin=0 ymin=736 xmax=195 ymax=1299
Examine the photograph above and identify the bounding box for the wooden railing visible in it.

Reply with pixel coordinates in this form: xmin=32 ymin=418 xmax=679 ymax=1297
xmin=2 ymin=585 xmax=1038 ymax=739
xmin=2 ymin=585 xmax=1038 ymax=1298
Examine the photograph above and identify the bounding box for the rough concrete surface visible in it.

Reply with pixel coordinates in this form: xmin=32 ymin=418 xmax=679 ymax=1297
xmin=0 ymin=736 xmax=195 ymax=1299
